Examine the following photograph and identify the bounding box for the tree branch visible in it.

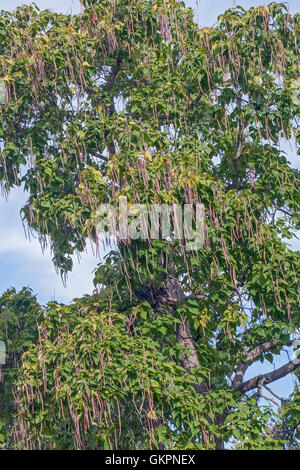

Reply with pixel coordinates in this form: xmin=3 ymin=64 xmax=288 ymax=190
xmin=232 ymin=340 xmax=293 ymax=389
xmin=276 ymin=207 xmax=295 ymax=218
xmin=185 ymin=91 xmax=205 ymax=113
xmin=233 ymin=360 xmax=300 ymax=394
xmin=263 ymin=382 xmax=283 ymax=402
xmin=158 ymin=91 xmax=205 ymax=122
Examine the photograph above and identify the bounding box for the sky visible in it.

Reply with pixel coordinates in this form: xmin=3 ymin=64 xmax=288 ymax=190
xmin=0 ymin=0 xmax=299 ymax=403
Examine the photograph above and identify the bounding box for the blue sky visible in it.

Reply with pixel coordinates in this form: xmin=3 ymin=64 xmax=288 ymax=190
xmin=0 ymin=0 xmax=299 ymax=404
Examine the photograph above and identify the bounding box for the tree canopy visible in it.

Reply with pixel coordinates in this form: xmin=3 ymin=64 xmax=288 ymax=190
xmin=0 ymin=0 xmax=299 ymax=450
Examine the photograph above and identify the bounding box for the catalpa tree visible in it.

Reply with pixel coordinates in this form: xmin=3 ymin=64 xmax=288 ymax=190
xmin=0 ymin=0 xmax=299 ymax=450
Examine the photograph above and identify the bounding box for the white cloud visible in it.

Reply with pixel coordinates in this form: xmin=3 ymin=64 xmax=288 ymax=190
xmin=0 ymin=187 xmax=101 ymax=305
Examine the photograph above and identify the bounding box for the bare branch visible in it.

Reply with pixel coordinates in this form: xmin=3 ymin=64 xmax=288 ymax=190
xmin=185 ymin=91 xmax=205 ymax=113
xmin=259 ymin=394 xmax=281 ymax=408
xmin=91 ymin=152 xmax=108 ymax=163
